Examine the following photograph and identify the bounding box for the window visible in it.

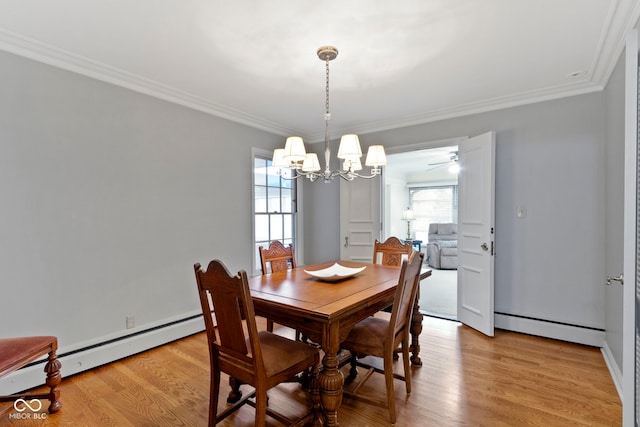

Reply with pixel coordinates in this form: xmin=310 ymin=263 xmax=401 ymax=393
xmin=409 ymin=185 xmax=458 ymax=241
xmin=253 ymin=155 xmax=297 ymax=273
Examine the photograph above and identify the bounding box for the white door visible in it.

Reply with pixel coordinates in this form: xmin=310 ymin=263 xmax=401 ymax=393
xmin=340 ymin=176 xmax=382 ymax=261
xmin=457 ymin=131 xmax=496 ymax=336
xmin=622 ymin=28 xmax=638 ymax=427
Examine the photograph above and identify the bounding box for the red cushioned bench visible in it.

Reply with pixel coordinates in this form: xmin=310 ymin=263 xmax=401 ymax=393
xmin=0 ymin=336 xmax=62 ymax=413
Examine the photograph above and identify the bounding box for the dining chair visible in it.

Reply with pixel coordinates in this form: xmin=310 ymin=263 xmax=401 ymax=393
xmin=372 ymin=236 xmax=412 ymax=268
xmin=373 ymin=236 xmax=413 ymax=315
xmin=259 ymin=241 xmax=296 ymax=334
xmin=194 ymin=259 xmax=320 ymax=426
xmin=259 ymin=240 xmax=296 ymax=274
xmin=341 ymin=250 xmax=424 ymax=424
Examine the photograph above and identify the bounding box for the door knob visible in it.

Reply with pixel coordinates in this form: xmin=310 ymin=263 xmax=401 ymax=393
xmin=344 ymin=237 xmax=349 ymax=247
xmin=606 ymin=274 xmax=624 ymax=286
xmin=481 ymin=243 xmax=489 ymax=251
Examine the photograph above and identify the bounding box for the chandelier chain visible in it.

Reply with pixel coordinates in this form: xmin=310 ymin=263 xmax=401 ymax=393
xmin=325 ymin=58 xmax=330 ymax=119
xmin=323 ymin=56 xmax=331 ymax=176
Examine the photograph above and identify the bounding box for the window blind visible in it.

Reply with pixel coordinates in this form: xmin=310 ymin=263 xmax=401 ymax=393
xmin=409 ymin=185 xmax=458 ymax=241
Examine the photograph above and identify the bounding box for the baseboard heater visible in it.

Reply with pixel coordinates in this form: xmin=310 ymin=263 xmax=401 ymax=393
xmin=0 ymin=313 xmax=205 ymax=396
xmin=494 ymin=311 xmax=605 ymax=347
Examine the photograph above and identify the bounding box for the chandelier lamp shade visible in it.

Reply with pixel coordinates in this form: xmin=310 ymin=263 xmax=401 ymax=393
xmin=272 ymin=46 xmax=387 ymax=182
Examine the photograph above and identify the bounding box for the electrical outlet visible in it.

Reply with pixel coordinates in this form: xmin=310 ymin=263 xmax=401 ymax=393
xmin=516 ymin=205 xmax=527 ymax=218
xmin=126 ymin=316 xmax=135 ymax=329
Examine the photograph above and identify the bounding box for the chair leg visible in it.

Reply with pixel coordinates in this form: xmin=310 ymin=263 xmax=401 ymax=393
xmin=44 ymin=349 xmax=62 ymax=413
xmin=348 ymin=355 xmax=358 ymax=380
xmin=402 ymin=337 xmax=412 ymax=394
xmin=384 ymin=353 xmax=397 ymax=424
xmin=266 ymin=319 xmax=274 ymax=332
xmin=254 ymin=389 xmax=268 ymax=427
xmin=309 ymin=363 xmax=321 ymax=423
xmin=210 ymin=365 xmax=220 ymax=426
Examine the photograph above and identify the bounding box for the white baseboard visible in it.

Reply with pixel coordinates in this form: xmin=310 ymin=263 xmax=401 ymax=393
xmin=0 ymin=313 xmax=205 ymax=396
xmin=495 ymin=313 xmax=605 ymax=347
xmin=601 ymin=341 xmax=623 ymax=401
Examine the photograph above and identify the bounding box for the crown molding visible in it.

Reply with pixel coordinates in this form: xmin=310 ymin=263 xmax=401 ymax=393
xmin=590 ymin=0 xmax=640 ymax=87
xmin=0 ymin=28 xmax=300 ymax=137
xmin=0 ymin=3 xmax=634 ymax=144
xmin=324 ymin=79 xmax=603 ymax=141
xmin=304 ymin=80 xmax=601 ymax=143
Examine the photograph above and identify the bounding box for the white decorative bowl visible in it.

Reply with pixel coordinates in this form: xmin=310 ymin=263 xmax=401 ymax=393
xmin=304 ymin=263 xmax=366 ymax=282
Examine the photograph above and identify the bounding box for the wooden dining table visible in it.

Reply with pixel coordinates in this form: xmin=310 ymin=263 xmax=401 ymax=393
xmin=246 ymin=260 xmax=431 ymax=427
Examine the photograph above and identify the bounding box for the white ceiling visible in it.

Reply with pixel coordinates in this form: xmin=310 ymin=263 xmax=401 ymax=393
xmin=0 ymin=0 xmax=638 ymax=142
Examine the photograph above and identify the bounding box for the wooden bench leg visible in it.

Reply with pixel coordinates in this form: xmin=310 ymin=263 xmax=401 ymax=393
xmin=44 ymin=349 xmax=62 ymax=413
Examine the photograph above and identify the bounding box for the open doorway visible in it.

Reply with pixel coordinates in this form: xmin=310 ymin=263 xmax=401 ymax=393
xmin=384 ymin=145 xmax=459 ymax=320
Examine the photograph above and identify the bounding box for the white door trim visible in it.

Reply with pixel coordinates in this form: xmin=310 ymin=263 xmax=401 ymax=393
xmin=622 ymin=27 xmax=638 ymax=427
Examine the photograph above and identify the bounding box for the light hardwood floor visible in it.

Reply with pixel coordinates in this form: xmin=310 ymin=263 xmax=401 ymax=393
xmin=0 ymin=317 xmax=621 ymax=426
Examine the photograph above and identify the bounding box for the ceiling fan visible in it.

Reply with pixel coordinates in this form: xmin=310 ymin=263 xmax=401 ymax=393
xmin=425 ymin=151 xmax=459 ymax=173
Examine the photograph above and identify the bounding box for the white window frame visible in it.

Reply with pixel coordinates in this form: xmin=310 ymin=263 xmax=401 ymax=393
xmin=251 ymin=148 xmax=303 ymax=275
xmin=408 ymin=184 xmax=459 ymax=242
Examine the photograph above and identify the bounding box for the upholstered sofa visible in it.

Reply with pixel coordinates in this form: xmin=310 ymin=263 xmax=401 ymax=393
xmin=426 ymin=223 xmax=458 ymax=269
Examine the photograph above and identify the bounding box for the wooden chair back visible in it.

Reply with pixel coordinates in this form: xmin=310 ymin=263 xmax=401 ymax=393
xmin=194 ymin=260 xmax=263 ymax=380
xmin=388 ymin=250 xmax=424 ymax=350
xmin=259 ymin=241 xmax=296 ymax=274
xmin=372 ymin=237 xmax=412 ymax=267
xmin=259 ymin=240 xmax=301 ymax=334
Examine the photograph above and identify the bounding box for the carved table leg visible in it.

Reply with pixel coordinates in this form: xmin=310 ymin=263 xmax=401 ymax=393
xmin=226 ymin=376 xmax=242 ymax=403
xmin=44 ymin=350 xmax=62 ymax=413
xmin=318 ymin=323 xmax=344 ymax=427
xmin=410 ymin=288 xmax=424 ymax=366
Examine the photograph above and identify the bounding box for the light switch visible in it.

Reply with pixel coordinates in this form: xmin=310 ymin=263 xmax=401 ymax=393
xmin=517 ymin=205 xmax=527 ymax=218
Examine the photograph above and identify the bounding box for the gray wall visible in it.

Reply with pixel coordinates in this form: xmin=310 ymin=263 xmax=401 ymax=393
xmin=604 ymin=51 xmax=626 ymax=372
xmin=0 ymin=42 xmax=625 ymax=388
xmin=0 ymin=51 xmax=281 ymax=351
xmin=304 ymin=91 xmax=609 ymax=335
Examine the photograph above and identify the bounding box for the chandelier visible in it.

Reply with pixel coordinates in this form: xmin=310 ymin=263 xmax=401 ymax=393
xmin=272 ymin=46 xmax=387 ymax=182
